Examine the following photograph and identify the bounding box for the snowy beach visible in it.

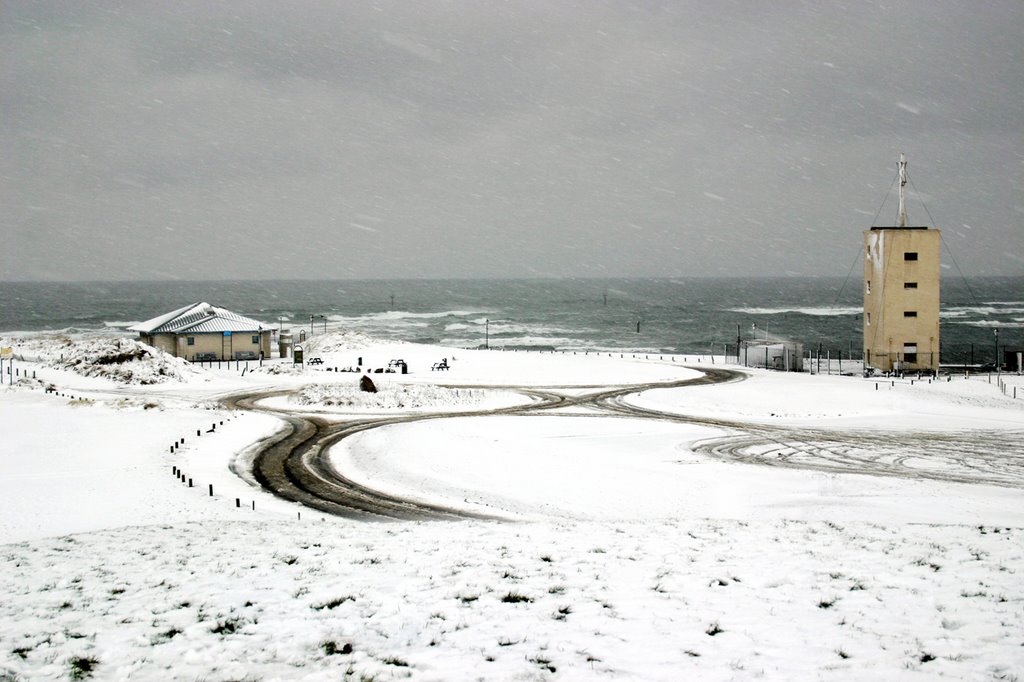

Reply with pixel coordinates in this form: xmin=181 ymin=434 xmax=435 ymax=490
xmin=1 ymin=331 xmax=1023 ymax=680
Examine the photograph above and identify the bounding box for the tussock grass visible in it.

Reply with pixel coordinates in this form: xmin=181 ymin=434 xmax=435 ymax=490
xmin=501 ymin=592 xmax=532 ymax=604
xmin=312 ymin=596 xmax=355 ymax=610
xmin=321 ymin=640 xmax=353 ymax=656
xmin=68 ymin=655 xmax=99 ymax=680
xmin=210 ymin=617 xmax=243 ymax=635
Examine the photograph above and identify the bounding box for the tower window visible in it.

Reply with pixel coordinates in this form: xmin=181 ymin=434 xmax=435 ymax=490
xmin=904 ymin=252 xmax=918 ymax=261
xmin=866 ymin=312 xmax=871 ymax=325
xmin=904 ymin=282 xmax=918 ymax=289
xmin=866 ymin=280 xmax=871 ymax=294
xmin=904 ymin=311 xmax=917 ymax=318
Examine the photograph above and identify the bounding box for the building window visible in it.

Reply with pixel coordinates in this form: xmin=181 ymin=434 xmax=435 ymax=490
xmin=866 ymin=280 xmax=871 ymax=294
xmin=866 ymin=312 xmax=871 ymax=325
xmin=904 ymin=311 xmax=917 ymax=317
xmin=187 ymin=337 xmax=195 ymax=346
xmin=904 ymin=282 xmax=918 ymax=289
xmin=251 ymin=335 xmax=260 ymax=344
xmin=904 ymin=252 xmax=918 ymax=261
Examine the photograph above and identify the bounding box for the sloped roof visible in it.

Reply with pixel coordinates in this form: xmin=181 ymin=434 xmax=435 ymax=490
xmin=129 ymin=302 xmax=268 ymax=334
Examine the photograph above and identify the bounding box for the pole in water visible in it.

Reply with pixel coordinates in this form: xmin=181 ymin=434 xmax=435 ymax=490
xmin=636 ymin=320 xmax=641 ymax=333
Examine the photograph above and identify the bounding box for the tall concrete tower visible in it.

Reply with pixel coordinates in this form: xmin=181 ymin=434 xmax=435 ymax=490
xmin=863 ymin=154 xmax=941 ymax=372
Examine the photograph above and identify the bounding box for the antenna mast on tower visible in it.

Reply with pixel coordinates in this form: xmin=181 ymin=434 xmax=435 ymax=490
xmin=897 ymin=152 xmax=908 ymax=227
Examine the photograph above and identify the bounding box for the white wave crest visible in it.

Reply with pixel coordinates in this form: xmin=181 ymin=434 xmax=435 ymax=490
xmin=727 ymin=307 xmax=861 ymax=316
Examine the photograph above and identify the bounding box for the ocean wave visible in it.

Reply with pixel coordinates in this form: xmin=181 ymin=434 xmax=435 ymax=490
xmin=103 ymin=320 xmax=141 ymax=328
xmin=440 ymin=335 xmax=589 ymax=349
xmin=949 ymin=319 xmax=1024 ymax=329
xmin=726 ymin=307 xmax=861 ymax=316
xmin=327 ymin=310 xmax=487 ymax=323
xmin=944 ymin=306 xmax=1024 ymax=316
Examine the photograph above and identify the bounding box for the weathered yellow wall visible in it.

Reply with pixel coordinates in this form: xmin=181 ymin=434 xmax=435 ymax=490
xmin=144 ymin=332 xmax=271 ymax=361
xmin=863 ymin=228 xmax=941 ymax=371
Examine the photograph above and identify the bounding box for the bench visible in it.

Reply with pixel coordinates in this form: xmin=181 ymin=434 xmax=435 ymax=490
xmin=307 ymin=357 xmax=324 ymax=365
xmin=431 ymin=360 xmax=449 ymax=371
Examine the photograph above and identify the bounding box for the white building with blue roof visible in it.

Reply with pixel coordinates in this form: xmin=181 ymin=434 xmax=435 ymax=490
xmin=129 ymin=302 xmax=272 ymax=361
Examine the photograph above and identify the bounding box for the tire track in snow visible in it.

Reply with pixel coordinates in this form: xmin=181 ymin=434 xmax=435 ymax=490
xmin=224 ymin=369 xmax=743 ymax=519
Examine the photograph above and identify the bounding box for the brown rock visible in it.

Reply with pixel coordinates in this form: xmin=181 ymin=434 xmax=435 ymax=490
xmin=359 ymin=375 xmax=377 ymax=393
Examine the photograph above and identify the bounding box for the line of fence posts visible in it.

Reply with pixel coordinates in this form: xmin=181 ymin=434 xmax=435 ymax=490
xmin=167 ymin=415 xmax=305 ymax=520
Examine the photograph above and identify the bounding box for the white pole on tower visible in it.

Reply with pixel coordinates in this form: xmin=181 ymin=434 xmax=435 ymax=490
xmin=897 ymin=153 xmax=908 ymax=227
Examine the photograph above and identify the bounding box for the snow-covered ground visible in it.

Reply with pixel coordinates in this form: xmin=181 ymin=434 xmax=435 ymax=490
xmin=1 ymin=331 xmax=1022 ymax=680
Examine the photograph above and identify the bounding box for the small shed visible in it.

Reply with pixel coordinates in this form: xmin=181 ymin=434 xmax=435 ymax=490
xmin=129 ymin=302 xmax=272 ymax=361
xmin=740 ymin=341 xmax=804 ymax=372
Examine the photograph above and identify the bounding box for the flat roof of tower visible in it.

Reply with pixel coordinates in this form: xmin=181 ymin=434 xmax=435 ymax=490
xmin=869 ymin=226 xmax=931 ymax=230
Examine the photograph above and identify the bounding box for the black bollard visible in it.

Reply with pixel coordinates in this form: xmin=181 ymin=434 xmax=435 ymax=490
xmin=208 ymin=484 xmax=213 ymax=497
xmin=188 ymin=478 xmax=193 ymax=488
xmin=235 ymin=498 xmax=240 ymax=508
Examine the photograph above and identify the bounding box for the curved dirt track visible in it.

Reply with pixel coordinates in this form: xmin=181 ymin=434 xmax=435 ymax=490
xmin=226 ymin=366 xmax=1023 ymax=520
xmin=223 ymin=368 xmax=744 ymax=520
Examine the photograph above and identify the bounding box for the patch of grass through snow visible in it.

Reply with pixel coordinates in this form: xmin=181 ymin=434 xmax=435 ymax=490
xmin=312 ymin=596 xmax=356 ymax=610
xmin=322 ymin=640 xmax=353 ymax=656
xmin=68 ymin=655 xmax=99 ymax=680
xmin=501 ymin=591 xmax=533 ymax=604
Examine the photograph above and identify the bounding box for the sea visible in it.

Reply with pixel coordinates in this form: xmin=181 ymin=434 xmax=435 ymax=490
xmin=1 ymin=277 xmax=1021 ymax=365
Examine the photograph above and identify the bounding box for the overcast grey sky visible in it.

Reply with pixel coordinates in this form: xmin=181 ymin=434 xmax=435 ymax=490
xmin=2 ymin=1 xmax=1021 ymax=281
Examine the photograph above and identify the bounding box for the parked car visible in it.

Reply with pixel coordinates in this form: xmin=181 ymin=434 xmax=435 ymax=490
xmin=194 ymin=352 xmax=217 ymax=362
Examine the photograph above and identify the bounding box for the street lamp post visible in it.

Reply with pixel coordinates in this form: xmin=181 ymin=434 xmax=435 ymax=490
xmin=994 ymin=328 xmax=999 ymax=373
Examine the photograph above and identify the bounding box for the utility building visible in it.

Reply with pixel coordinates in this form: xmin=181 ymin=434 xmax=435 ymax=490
xmin=863 ymin=155 xmax=941 ymax=372
xmin=129 ymin=302 xmax=272 ymax=362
